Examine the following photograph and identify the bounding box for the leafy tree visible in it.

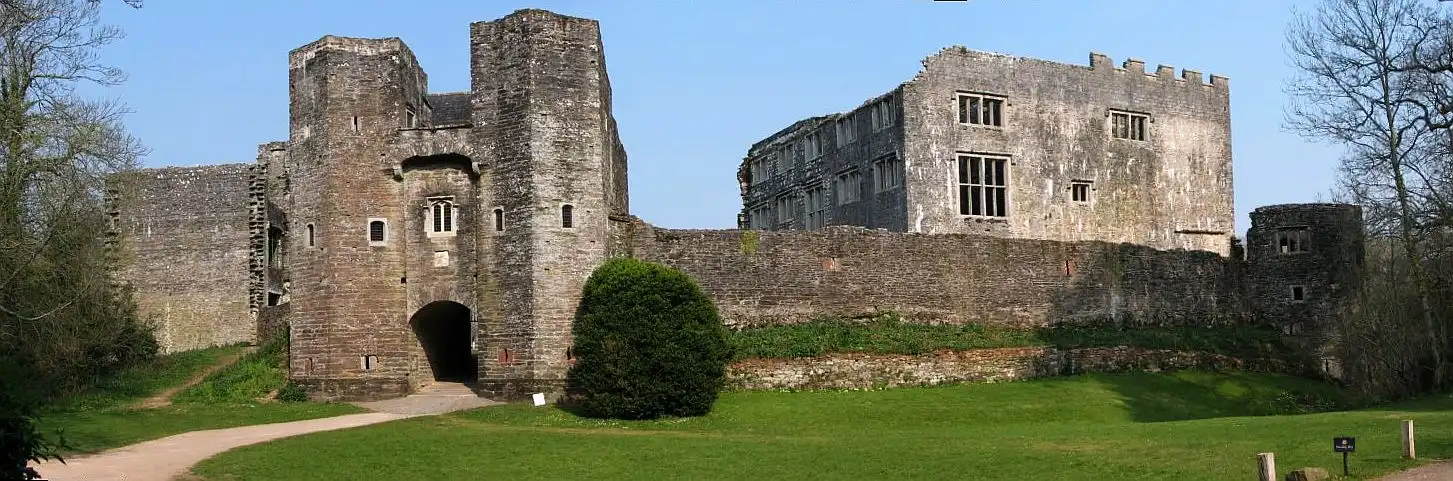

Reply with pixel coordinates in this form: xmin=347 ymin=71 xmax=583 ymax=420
xmin=566 ymin=258 xmax=732 ymax=420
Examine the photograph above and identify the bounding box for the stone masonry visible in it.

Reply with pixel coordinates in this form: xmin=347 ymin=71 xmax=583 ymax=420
xmin=741 ymin=49 xmax=1233 ymax=256
xmin=108 ymin=8 xmax=1363 ymax=401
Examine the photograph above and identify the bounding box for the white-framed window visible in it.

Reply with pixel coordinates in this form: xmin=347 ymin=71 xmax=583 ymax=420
xmin=1110 ymin=110 xmax=1148 ymax=141
xmin=874 ymin=154 xmax=904 ymax=192
xmin=367 ymin=218 xmax=388 ymax=246
xmin=1071 ymin=181 xmax=1092 ymax=203
xmin=775 ymin=194 xmax=795 ymax=226
xmin=957 ymin=92 xmax=1005 ymax=127
xmin=805 ymin=132 xmax=823 ymax=160
xmin=427 ymin=197 xmax=456 ymax=238
xmin=836 ymin=115 xmax=856 ymax=146
xmin=870 ymin=96 xmax=896 ymax=131
xmin=804 ymin=185 xmax=826 ymax=231
xmin=957 ymin=154 xmax=1009 ymax=218
xmin=1276 ymin=227 xmax=1310 ymax=254
xmin=835 ymin=169 xmax=862 ymax=205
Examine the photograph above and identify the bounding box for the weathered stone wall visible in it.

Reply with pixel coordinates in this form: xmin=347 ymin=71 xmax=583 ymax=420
xmin=112 ymin=164 xmax=254 ymax=352
xmin=470 ymin=9 xmax=623 ymax=399
xmin=614 ymin=219 xmax=1245 ymax=329
xmin=727 ymin=347 xmax=1287 ymax=390
xmin=1246 ymin=204 xmax=1364 ymax=376
xmin=257 ymin=302 xmax=291 ymax=343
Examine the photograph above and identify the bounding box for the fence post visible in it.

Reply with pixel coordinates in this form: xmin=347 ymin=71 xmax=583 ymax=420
xmin=1257 ymin=452 xmax=1276 ymax=481
xmin=1403 ymin=420 xmax=1416 ymax=459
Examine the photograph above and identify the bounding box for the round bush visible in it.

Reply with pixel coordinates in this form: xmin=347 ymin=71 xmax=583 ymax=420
xmin=567 ymin=257 xmax=732 ymax=419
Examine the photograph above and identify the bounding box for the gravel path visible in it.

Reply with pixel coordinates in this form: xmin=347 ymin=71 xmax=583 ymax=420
xmin=1374 ymin=460 xmax=1453 ymax=481
xmin=33 ymin=382 xmax=498 ymax=481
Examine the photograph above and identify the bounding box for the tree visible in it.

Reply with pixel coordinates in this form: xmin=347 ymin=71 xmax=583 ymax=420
xmin=566 ymin=258 xmax=733 ymax=420
xmin=1286 ymin=0 xmax=1452 ymax=390
xmin=0 ymin=1 xmax=147 ymax=478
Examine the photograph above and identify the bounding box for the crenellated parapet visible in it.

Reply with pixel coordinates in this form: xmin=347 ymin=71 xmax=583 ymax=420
xmin=1089 ymin=52 xmax=1228 ymax=89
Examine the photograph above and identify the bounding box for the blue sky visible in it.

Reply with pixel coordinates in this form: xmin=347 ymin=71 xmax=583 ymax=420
xmin=91 ymin=0 xmax=1341 ymax=233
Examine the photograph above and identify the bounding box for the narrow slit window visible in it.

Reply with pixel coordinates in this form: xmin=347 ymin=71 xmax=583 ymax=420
xmin=306 ymin=224 xmax=315 ymax=247
xmin=493 ymin=208 xmax=504 ymax=232
xmin=561 ymin=204 xmax=574 ymax=228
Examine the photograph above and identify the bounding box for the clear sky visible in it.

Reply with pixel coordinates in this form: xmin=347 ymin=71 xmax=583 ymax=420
xmin=89 ymin=0 xmax=1343 ymax=233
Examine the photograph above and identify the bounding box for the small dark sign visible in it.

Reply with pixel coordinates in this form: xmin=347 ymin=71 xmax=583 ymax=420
xmin=1334 ymin=436 xmax=1356 ymax=453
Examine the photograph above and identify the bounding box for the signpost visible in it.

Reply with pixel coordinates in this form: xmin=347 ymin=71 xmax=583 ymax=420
xmin=1333 ymin=436 xmax=1356 ymax=476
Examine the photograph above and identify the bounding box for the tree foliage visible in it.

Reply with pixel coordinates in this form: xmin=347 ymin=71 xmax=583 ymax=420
xmin=566 ymin=258 xmax=732 ymax=420
xmin=0 ymin=0 xmax=149 ymax=478
xmin=1286 ymin=0 xmax=1453 ymax=397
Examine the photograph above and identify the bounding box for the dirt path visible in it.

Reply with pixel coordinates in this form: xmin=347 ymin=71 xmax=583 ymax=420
xmin=33 ymin=382 xmax=496 ymax=481
xmin=1375 ymin=460 xmax=1453 ymax=480
xmin=133 ymin=346 xmax=256 ymax=409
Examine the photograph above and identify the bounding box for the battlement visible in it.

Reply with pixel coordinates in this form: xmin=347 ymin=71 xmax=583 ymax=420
xmin=1089 ymin=52 xmax=1228 ymax=89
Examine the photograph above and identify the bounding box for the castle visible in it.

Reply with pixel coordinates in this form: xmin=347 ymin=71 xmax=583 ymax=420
xmin=108 ymin=9 xmax=1364 ymax=401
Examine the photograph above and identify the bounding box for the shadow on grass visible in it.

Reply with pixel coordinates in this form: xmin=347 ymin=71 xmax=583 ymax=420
xmin=1088 ymin=371 xmax=1362 ymax=423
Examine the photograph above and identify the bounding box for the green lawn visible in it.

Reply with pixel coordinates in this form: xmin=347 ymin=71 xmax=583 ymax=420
xmin=38 ymin=342 xmax=363 ymax=454
xmin=190 ymin=371 xmax=1446 ymax=480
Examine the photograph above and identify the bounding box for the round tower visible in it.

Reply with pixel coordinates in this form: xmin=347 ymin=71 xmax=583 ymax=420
xmin=1245 ymin=203 xmax=1364 ymax=378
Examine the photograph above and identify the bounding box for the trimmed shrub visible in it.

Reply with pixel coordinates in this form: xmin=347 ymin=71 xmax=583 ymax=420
xmin=566 ymin=258 xmax=732 ymax=419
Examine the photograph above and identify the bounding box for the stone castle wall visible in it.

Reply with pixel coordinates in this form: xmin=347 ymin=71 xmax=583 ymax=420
xmin=111 ymin=164 xmax=255 ymax=352
xmin=613 ymin=218 xmax=1245 ymax=329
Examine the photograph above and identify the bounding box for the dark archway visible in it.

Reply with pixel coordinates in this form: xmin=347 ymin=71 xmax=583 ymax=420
xmin=410 ymin=301 xmax=477 ymax=382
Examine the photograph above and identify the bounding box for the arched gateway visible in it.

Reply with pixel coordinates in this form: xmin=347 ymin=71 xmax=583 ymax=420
xmin=410 ymin=301 xmax=477 ymax=382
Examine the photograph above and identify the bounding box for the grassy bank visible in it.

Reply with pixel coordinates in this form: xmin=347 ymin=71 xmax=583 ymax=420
xmin=38 ymin=341 xmax=362 ymax=454
xmin=187 ymin=371 xmax=1432 ymax=481
xmin=731 ymin=316 xmax=1288 ymax=360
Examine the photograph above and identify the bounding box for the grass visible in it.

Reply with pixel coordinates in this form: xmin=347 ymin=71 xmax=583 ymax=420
xmin=173 ymin=338 xmax=290 ymax=403
xmin=189 ymin=371 xmax=1441 ymax=481
xmin=731 ymin=316 xmax=1288 ymax=360
xmin=38 ymin=340 xmax=363 ymax=454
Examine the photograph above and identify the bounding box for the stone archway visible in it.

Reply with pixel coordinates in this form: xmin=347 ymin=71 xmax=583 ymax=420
xmin=410 ymin=301 xmax=477 ymax=382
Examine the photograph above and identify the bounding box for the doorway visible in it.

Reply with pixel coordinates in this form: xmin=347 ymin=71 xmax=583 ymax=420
xmin=409 ymin=301 xmax=477 ymax=382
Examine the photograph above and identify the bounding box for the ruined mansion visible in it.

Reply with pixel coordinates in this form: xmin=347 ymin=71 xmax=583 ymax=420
xmin=108 ymin=9 xmax=1365 ymax=401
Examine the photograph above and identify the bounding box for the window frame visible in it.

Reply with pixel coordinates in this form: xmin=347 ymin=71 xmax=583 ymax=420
xmin=1109 ymin=110 xmax=1149 ymax=141
xmin=836 ymin=115 xmax=856 ymax=146
xmin=1070 ymin=180 xmax=1092 ymax=203
xmin=956 ymin=154 xmax=1010 ymax=219
xmin=804 ymin=184 xmax=826 ymax=231
xmin=775 ymin=194 xmax=796 ymax=226
xmin=426 ymin=197 xmax=457 ymax=238
xmin=874 ymin=154 xmax=904 ymax=192
xmin=1275 ymin=226 xmax=1311 ymax=254
xmin=870 ymin=96 xmax=896 ymax=132
xmin=561 ymin=204 xmax=575 ymax=229
xmin=367 ymin=218 xmax=388 ymax=246
xmin=835 ymin=168 xmax=862 ymax=206
xmin=956 ymin=92 xmax=1006 ymax=127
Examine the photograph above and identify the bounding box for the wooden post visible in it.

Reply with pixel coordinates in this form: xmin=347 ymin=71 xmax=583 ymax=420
xmin=1403 ymin=420 xmax=1416 ymax=459
xmin=1257 ymin=452 xmax=1276 ymax=481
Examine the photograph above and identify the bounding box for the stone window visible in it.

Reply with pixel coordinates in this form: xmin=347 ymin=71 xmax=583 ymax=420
xmin=874 ymin=154 xmax=903 ymax=192
xmin=749 ymin=156 xmax=765 ymax=184
xmin=1110 ymin=110 xmax=1148 ymax=141
xmin=267 ymin=226 xmax=285 ymax=269
xmin=776 ymin=194 xmax=795 ymax=226
xmin=361 ymin=355 xmax=378 ymax=370
xmin=1071 ymin=181 xmax=1092 ymax=203
xmin=957 ymin=92 xmax=1004 ymax=127
xmin=1276 ymin=227 xmax=1310 ymax=254
xmin=870 ymin=96 xmax=896 ymax=131
xmin=367 ymin=219 xmax=387 ymax=246
xmin=958 ymin=154 xmax=1009 ymax=218
xmin=748 ymin=203 xmax=773 ymax=229
xmin=805 ymin=132 xmax=823 ymax=160
xmin=561 ymin=204 xmax=574 ymax=228
xmin=835 ymin=169 xmax=862 ymax=205
xmin=1290 ymin=285 xmax=1307 ymax=302
xmin=427 ymin=197 xmax=457 ymax=238
xmin=836 ymin=115 xmax=856 ymax=146
xmin=804 ymin=185 xmax=826 ymax=231
xmin=406 ymin=104 xmax=418 ymax=128
xmin=493 ymin=208 xmax=504 ymax=232
xmin=306 ymin=223 xmax=315 ymax=248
